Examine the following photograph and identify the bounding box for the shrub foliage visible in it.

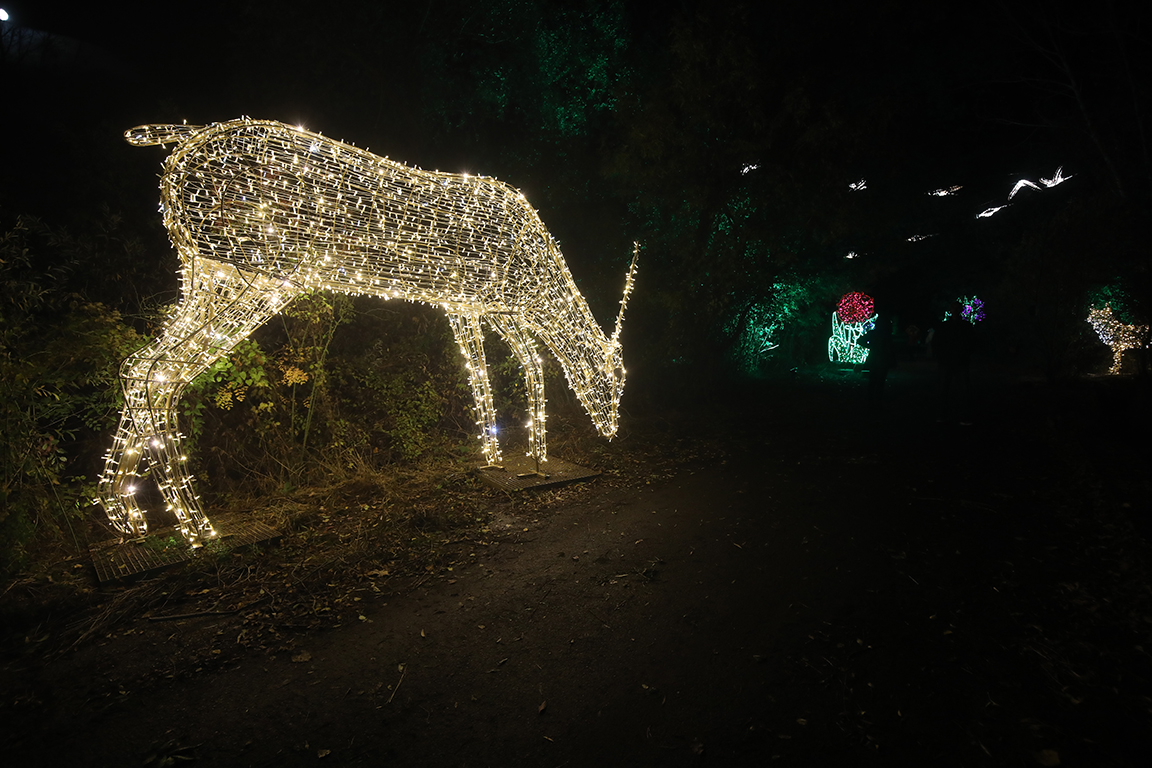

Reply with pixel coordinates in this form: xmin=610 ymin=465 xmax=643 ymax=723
xmin=0 ymin=216 xmax=552 ymax=572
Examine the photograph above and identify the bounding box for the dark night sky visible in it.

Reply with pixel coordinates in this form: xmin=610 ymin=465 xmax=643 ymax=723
xmin=2 ymin=0 xmax=1057 ymax=174
xmin=3 ymin=0 xmax=1148 ymax=320
xmin=0 ymin=2 xmax=1075 ymax=165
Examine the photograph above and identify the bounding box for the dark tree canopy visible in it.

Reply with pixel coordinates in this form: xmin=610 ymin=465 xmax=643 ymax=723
xmin=1 ymin=0 xmax=1149 ymax=430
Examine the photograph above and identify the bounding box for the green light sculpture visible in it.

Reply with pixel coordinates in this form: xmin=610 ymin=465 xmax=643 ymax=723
xmin=828 ymin=292 xmax=875 ymax=364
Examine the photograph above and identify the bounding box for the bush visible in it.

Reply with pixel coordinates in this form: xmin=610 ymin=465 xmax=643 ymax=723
xmin=0 ymin=217 xmax=144 ymax=572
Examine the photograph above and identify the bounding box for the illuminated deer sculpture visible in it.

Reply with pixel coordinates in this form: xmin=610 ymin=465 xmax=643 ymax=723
xmin=98 ymin=118 xmax=637 ymax=545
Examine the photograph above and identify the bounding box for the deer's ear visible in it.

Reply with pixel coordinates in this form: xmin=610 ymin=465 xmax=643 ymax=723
xmin=612 ymin=244 xmax=640 ymax=344
xmin=126 ymin=124 xmax=203 ymax=147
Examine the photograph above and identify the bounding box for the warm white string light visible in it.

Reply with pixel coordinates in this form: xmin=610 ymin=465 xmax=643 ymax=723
xmin=1008 ymin=178 xmax=1041 ymax=199
xmin=1087 ymin=305 xmax=1149 ymax=375
xmin=98 ymin=118 xmax=638 ymax=545
xmin=1040 ymin=166 xmax=1070 ymax=188
xmin=977 ymin=166 xmax=1072 ymax=219
xmin=1009 ymin=166 xmax=1072 ymax=200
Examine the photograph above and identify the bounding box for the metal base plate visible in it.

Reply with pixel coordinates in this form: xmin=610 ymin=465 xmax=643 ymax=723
xmin=90 ymin=518 xmax=281 ymax=583
xmin=475 ymin=454 xmax=601 ymax=492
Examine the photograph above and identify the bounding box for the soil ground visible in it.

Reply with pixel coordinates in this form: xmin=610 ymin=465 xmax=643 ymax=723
xmin=3 ymin=359 xmax=1151 ymax=767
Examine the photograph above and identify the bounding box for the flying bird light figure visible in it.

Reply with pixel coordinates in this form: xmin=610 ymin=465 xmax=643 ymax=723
xmin=1040 ymin=166 xmax=1071 ymax=188
xmin=1008 ymin=178 xmax=1041 ymax=199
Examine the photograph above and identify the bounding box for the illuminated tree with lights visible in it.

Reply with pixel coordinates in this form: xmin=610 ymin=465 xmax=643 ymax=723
xmin=727 ymin=302 xmax=783 ymax=369
xmin=828 ymin=292 xmax=876 ymax=364
xmin=98 ymin=118 xmax=637 ymax=546
xmin=1087 ymin=305 xmax=1149 ymax=374
xmin=724 ymin=279 xmax=812 ymax=373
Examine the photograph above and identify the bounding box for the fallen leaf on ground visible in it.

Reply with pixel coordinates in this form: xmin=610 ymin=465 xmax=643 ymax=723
xmin=539 ymin=700 xmax=547 ymax=714
xmin=291 ymin=651 xmax=312 ymax=663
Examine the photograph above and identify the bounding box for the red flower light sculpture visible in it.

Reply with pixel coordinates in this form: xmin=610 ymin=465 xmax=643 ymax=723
xmin=836 ymin=292 xmax=875 ymax=324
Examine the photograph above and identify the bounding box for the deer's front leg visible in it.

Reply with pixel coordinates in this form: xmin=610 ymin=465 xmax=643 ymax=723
xmin=136 ymin=364 xmax=211 ymax=544
xmin=448 ymin=312 xmax=502 ymax=466
xmin=489 ymin=316 xmax=547 ymax=463
xmin=98 ymin=264 xmax=292 ymax=545
xmin=97 ymin=380 xmax=152 ymax=539
xmin=99 ymin=344 xmax=210 ymax=541
xmin=97 ymin=341 xmax=216 ymax=544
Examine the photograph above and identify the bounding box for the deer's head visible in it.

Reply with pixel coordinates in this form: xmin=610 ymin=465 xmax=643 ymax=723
xmin=591 ymin=247 xmax=639 ymax=438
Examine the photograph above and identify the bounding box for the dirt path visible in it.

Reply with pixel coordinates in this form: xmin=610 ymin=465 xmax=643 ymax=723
xmin=4 ymin=364 xmax=1151 ymax=766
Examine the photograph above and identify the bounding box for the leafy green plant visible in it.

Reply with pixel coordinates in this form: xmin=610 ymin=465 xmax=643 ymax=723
xmin=182 ymin=339 xmax=271 ymax=443
xmin=0 ymin=217 xmax=144 ymax=572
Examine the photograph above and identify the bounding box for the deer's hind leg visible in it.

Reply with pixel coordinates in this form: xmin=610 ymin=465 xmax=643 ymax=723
xmin=488 ymin=316 xmax=548 ymax=463
xmin=98 ymin=265 xmax=293 ymax=545
xmin=448 ymin=311 xmax=502 ymax=467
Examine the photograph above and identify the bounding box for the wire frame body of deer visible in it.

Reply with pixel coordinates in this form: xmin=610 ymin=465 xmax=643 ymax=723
xmin=98 ymin=118 xmax=636 ymax=545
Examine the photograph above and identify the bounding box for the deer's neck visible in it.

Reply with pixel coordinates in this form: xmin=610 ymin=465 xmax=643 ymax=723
xmin=528 ymin=296 xmax=608 ymax=394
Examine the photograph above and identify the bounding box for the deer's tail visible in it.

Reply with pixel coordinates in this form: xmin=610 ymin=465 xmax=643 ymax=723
xmin=124 ymin=123 xmax=204 ymax=147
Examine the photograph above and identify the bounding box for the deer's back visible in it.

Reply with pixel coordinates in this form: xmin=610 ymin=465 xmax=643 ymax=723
xmin=160 ymin=120 xmax=545 ymax=309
